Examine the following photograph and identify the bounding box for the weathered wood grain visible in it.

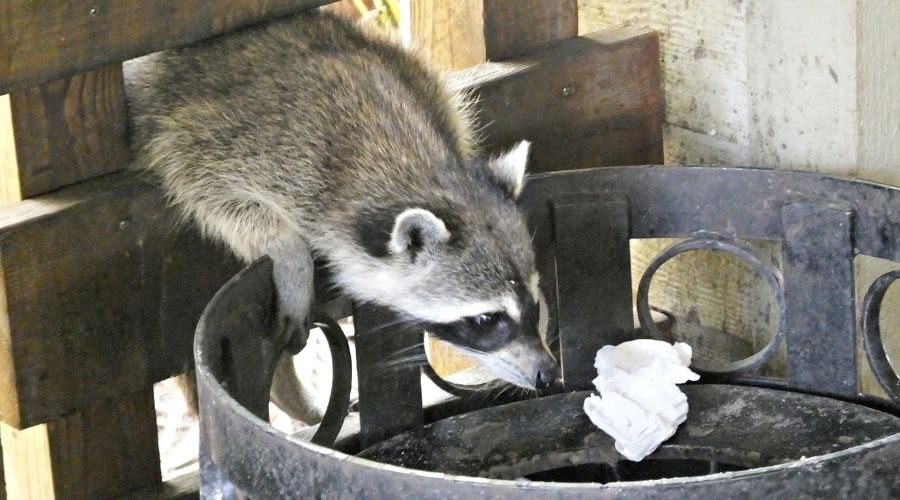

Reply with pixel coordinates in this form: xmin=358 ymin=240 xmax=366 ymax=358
xmin=0 ymin=173 xmax=241 ymax=428
xmin=409 ymin=0 xmax=489 ymax=70
xmin=410 ymin=0 xmax=577 ymax=70
xmin=481 ymin=0 xmax=579 ymax=61
xmin=1 ymin=389 xmax=160 ymax=499
xmin=0 ymin=65 xmax=128 ymax=205
xmin=450 ymin=27 xmax=664 ymax=173
xmin=0 ymin=0 xmax=334 ymax=94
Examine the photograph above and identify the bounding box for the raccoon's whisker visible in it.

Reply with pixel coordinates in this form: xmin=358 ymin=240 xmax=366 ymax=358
xmin=386 ymin=361 xmax=430 ymax=372
xmin=363 ymin=317 xmax=424 ymax=335
xmin=494 ymin=383 xmax=515 ymax=400
xmin=385 ymin=342 xmax=425 ymax=356
xmin=380 ymin=354 xmax=429 ymax=368
xmin=382 ymin=344 xmax=426 ymax=364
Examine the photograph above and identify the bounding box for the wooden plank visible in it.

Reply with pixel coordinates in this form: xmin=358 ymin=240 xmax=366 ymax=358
xmin=449 ymin=26 xmax=664 ymax=173
xmin=481 ymin=0 xmax=579 ymax=61
xmin=409 ymin=0 xmax=487 ymax=70
xmin=0 ymin=0 xmax=334 ymax=94
xmin=0 ymin=95 xmax=19 ymax=204
xmin=409 ymin=0 xmax=577 ymax=70
xmin=1 ymin=389 xmax=160 ymax=499
xmin=0 ymin=172 xmax=241 ymax=428
xmin=0 ymin=65 xmax=127 ymax=205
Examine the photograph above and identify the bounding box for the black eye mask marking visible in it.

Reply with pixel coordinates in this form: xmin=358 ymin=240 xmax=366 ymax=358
xmin=468 ymin=312 xmax=502 ymax=329
xmin=427 ymin=312 xmax=511 ymax=353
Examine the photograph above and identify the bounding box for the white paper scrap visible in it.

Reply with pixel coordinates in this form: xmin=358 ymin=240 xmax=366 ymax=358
xmin=583 ymin=339 xmax=699 ymax=461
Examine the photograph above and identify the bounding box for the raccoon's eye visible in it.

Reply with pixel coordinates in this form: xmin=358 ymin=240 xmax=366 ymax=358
xmin=468 ymin=312 xmax=502 ymax=329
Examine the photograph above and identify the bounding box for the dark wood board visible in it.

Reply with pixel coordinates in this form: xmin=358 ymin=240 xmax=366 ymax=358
xmin=450 ymin=27 xmax=664 ymax=173
xmin=409 ymin=0 xmax=577 ymax=70
xmin=1 ymin=65 xmax=128 ymax=204
xmin=1 ymin=389 xmax=160 ymax=499
xmin=0 ymin=172 xmax=241 ymax=428
xmin=0 ymin=0 xmax=334 ymax=94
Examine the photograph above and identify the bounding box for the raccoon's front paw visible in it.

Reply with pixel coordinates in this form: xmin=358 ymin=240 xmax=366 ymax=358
xmin=276 ymin=310 xmax=312 ymax=355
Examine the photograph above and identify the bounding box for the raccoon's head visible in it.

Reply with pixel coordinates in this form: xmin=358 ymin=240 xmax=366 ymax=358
xmin=345 ymin=141 xmax=560 ymax=390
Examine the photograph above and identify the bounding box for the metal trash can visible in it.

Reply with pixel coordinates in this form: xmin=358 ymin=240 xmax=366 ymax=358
xmin=196 ymin=166 xmax=900 ymax=498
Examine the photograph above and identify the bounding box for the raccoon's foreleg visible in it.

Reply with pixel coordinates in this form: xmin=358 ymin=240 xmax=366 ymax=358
xmin=266 ymin=232 xmax=326 ymax=424
xmin=268 ymin=233 xmax=316 ymax=350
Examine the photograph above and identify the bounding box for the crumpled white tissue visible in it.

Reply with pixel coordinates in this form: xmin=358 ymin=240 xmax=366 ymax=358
xmin=583 ymin=339 xmax=699 ymax=461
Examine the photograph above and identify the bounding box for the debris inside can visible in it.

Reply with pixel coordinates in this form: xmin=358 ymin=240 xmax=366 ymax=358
xmin=583 ymin=339 xmax=699 ymax=461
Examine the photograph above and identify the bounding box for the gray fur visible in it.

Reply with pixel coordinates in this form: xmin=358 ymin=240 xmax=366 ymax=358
xmin=126 ymin=10 xmax=556 ymax=397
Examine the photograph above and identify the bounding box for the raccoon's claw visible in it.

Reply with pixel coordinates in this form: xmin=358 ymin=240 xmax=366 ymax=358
xmin=276 ymin=312 xmax=311 ymax=355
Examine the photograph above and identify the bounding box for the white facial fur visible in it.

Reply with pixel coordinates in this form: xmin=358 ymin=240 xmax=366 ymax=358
xmin=489 ymin=140 xmax=531 ymax=198
xmin=388 ymin=208 xmax=449 ymax=254
xmin=529 ymin=272 xmax=550 ymax=343
xmin=470 ymin=339 xmax=557 ymax=389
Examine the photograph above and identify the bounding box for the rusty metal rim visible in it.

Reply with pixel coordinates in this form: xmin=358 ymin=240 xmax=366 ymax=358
xmin=197 ymin=356 xmax=900 ymax=493
xmin=636 ymin=233 xmax=786 ymax=375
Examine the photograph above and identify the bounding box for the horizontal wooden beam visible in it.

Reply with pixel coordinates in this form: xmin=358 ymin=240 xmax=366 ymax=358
xmin=0 ymin=0 xmax=334 ymax=94
xmin=450 ymin=26 xmax=664 ymax=172
xmin=0 ymin=172 xmax=242 ymax=428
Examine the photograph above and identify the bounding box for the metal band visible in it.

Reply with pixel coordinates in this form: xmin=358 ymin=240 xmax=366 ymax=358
xmin=861 ymin=270 xmax=900 ymax=404
xmin=310 ymin=315 xmax=353 ymax=447
xmin=636 ymin=234 xmax=786 ymax=376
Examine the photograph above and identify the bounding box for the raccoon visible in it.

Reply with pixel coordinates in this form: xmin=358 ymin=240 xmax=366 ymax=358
xmin=126 ymin=10 xmax=560 ymax=417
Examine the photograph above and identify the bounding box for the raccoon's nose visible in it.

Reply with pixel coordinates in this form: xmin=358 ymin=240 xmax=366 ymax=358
xmin=535 ymin=362 xmax=561 ymax=390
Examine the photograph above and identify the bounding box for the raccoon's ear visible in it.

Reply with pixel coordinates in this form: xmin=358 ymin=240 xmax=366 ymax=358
xmin=486 ymin=140 xmax=530 ymax=199
xmin=389 ymin=208 xmax=450 ymax=257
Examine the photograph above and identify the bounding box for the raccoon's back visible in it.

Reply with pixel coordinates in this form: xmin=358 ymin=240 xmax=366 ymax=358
xmin=125 ymin=11 xmax=474 ymax=207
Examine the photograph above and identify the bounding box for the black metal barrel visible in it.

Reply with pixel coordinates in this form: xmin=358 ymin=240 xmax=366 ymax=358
xmin=196 ymin=166 xmax=900 ymax=498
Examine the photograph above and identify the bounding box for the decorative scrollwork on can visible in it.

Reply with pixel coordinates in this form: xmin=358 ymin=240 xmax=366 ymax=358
xmin=636 ymin=233 xmax=786 ymax=377
xmin=861 ymin=270 xmax=900 ymax=404
xmin=310 ymin=315 xmax=354 ymax=447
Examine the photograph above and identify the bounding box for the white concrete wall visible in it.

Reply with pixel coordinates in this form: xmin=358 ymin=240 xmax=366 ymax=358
xmin=580 ymin=0 xmax=900 ymax=394
xmin=580 ymin=0 xmax=899 ymax=176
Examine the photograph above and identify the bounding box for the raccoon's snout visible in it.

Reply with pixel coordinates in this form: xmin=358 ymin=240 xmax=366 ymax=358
xmin=534 ymin=358 xmax=562 ymax=390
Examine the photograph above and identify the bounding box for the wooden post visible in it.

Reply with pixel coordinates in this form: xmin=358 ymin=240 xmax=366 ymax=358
xmin=408 ymin=0 xmax=578 ymax=70
xmin=0 ymin=66 xmax=162 ymax=499
xmin=1 ymin=391 xmax=160 ymax=500
xmin=0 ymin=64 xmax=127 ymax=206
